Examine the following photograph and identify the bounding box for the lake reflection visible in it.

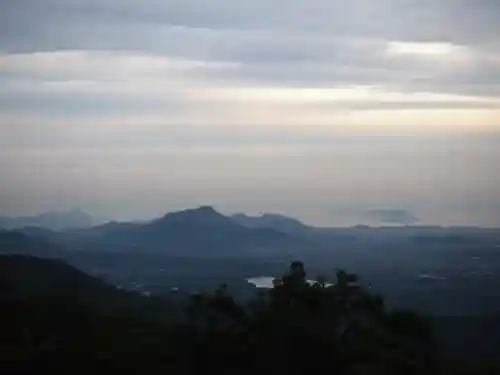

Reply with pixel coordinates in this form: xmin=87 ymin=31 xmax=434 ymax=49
xmin=247 ymin=276 xmax=275 ymax=288
xmin=247 ymin=276 xmax=332 ymax=288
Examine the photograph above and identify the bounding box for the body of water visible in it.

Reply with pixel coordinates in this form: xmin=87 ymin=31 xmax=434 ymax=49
xmin=246 ymin=276 xmax=333 ymax=288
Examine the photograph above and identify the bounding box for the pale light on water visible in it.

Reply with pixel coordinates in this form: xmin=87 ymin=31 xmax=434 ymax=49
xmin=246 ymin=276 xmax=333 ymax=288
xmin=247 ymin=277 xmax=275 ymax=288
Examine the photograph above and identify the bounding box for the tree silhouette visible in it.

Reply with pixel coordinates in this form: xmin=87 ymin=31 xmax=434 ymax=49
xmin=185 ymin=261 xmax=435 ymax=374
xmin=7 ymin=256 xmax=493 ymax=374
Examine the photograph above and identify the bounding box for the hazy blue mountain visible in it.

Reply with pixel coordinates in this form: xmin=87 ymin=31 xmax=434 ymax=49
xmin=48 ymin=206 xmax=303 ymax=256
xmin=0 ymin=208 xmax=94 ymax=231
xmin=231 ymin=213 xmax=312 ymax=235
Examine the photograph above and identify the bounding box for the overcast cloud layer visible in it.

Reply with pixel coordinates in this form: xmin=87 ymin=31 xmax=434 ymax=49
xmin=1 ymin=0 xmax=500 ymax=225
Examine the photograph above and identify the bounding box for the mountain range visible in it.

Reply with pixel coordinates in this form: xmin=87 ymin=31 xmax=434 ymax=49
xmin=1 ymin=206 xmax=496 ymax=260
xmin=1 ymin=206 xmax=312 ymax=257
xmin=0 ymin=208 xmax=94 ymax=231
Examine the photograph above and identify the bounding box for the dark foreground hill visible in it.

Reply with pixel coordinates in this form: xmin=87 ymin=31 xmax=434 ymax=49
xmin=2 ymin=254 xmax=499 ymax=374
xmin=0 ymin=230 xmax=65 ymax=257
xmin=0 ymin=255 xmax=181 ymax=320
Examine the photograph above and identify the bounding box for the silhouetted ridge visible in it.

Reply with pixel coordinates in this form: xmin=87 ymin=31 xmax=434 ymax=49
xmin=0 ymin=230 xmax=64 ymax=257
xmin=231 ymin=212 xmax=311 ymax=234
xmin=0 ymin=255 xmax=115 ymax=302
xmin=46 ymin=206 xmax=296 ymax=256
xmin=153 ymin=206 xmax=240 ymax=230
xmin=0 ymin=254 xmax=178 ymax=320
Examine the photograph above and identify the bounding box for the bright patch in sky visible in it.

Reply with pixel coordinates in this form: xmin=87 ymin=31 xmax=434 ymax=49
xmin=386 ymin=41 xmax=465 ymax=56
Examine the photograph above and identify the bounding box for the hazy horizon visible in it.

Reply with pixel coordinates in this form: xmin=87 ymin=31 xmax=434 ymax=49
xmin=1 ymin=1 xmax=499 ymax=227
xmin=2 ymin=202 xmax=500 ymax=229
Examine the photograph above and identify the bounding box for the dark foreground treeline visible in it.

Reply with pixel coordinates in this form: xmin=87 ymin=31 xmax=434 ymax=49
xmin=0 ymin=255 xmax=498 ymax=374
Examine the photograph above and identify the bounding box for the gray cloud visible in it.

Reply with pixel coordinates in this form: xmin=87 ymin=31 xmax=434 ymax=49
xmin=4 ymin=0 xmax=500 ymax=46
xmin=2 ymin=0 xmax=500 ymax=98
xmin=2 ymin=6 xmax=500 ymax=100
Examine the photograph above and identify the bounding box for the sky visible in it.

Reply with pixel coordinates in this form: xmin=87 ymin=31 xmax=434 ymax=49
xmin=1 ymin=0 xmax=500 ymax=226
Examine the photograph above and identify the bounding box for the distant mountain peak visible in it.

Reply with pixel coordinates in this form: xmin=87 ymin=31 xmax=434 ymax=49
xmin=231 ymin=212 xmax=311 ymax=234
xmin=194 ymin=205 xmax=218 ymax=213
xmin=0 ymin=208 xmax=93 ymax=231
xmin=154 ymin=206 xmax=237 ymax=228
xmin=162 ymin=205 xmax=220 ymax=217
